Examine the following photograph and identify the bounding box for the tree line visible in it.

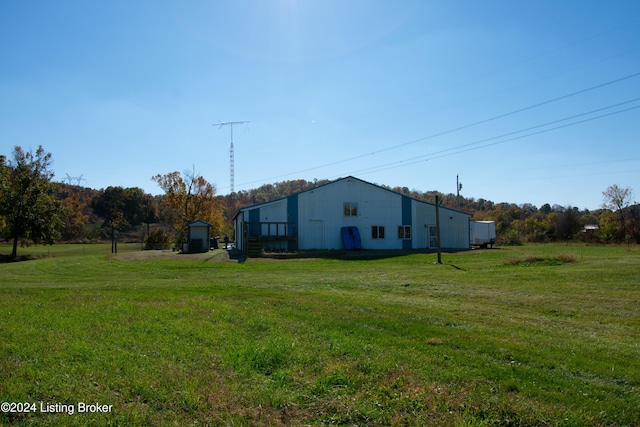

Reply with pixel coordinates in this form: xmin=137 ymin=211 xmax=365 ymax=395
xmin=1 ymin=146 xmax=638 ymax=259
xmin=218 ymin=179 xmax=638 ymax=246
xmin=0 ymin=146 xmax=226 ymax=258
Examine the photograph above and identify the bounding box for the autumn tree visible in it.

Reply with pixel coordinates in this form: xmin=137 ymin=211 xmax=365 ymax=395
xmin=0 ymin=146 xmax=62 ymax=259
xmin=152 ymin=169 xmax=223 ymax=242
xmin=602 ymin=184 xmax=635 ymax=242
xmin=59 ymin=190 xmax=89 ymax=241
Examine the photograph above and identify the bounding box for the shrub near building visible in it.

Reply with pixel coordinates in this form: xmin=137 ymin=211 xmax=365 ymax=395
xmin=145 ymin=229 xmax=171 ymax=250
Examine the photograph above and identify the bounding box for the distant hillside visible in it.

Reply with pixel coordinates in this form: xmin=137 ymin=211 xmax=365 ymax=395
xmin=217 ymin=177 xmax=630 ymax=245
xmin=47 ymin=179 xmax=636 ymax=246
xmin=219 ymin=177 xmax=493 ymax=217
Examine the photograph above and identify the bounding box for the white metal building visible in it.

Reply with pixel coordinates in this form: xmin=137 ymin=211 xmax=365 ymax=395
xmin=233 ymin=176 xmax=471 ymax=254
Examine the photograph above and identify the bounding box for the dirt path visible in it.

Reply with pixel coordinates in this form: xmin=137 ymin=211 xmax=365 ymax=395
xmin=113 ymin=249 xmax=231 ymax=262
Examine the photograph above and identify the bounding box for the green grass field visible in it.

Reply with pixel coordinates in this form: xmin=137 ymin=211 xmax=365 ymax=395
xmin=0 ymin=243 xmax=638 ymax=426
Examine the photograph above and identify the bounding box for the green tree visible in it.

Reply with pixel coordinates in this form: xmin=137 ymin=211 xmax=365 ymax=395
xmin=122 ymin=187 xmax=159 ymax=228
xmin=0 ymin=155 xmax=8 ymax=231
xmin=555 ymin=206 xmax=581 ymax=240
xmin=93 ymin=186 xmax=128 ymax=253
xmin=141 ymin=194 xmax=160 ymax=239
xmin=0 ymin=146 xmax=62 ymax=259
xmin=628 ymin=205 xmax=640 ymax=244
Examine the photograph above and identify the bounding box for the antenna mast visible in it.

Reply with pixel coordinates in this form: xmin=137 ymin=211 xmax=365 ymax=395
xmin=216 ymin=120 xmax=249 ymax=193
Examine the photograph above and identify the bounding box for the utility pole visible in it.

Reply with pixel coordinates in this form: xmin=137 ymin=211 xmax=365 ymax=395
xmin=435 ymin=195 xmax=442 ymax=264
xmin=456 ymin=174 xmax=462 ymax=211
xmin=216 ymin=121 xmax=249 ymax=194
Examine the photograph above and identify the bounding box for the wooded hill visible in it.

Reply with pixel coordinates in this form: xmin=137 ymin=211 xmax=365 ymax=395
xmin=223 ymin=179 xmax=639 ymax=245
xmin=47 ymin=178 xmax=640 ymax=246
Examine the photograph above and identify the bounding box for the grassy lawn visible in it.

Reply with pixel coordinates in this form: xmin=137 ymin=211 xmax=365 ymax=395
xmin=0 ymin=243 xmax=638 ymax=426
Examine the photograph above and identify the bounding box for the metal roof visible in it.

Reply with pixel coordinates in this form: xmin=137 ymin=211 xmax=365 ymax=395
xmin=234 ymin=175 xmax=472 ymax=217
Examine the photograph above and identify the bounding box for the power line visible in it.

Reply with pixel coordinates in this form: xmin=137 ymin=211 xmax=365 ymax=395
xmin=309 ymin=17 xmax=640 ymax=137
xmin=232 ymin=72 xmax=640 ymax=189
xmin=426 ymin=105 xmax=640 ymax=161
xmin=376 ymin=71 xmax=640 ymax=154
xmin=342 ymin=102 xmax=640 ymax=177
xmin=390 ymin=97 xmax=640 ymax=165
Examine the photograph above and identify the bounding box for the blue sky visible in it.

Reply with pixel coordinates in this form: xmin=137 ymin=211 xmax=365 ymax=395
xmin=1 ymin=1 xmax=638 ymax=210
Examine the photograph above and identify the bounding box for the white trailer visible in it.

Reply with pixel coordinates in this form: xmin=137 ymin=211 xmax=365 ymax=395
xmin=470 ymin=221 xmax=496 ymax=248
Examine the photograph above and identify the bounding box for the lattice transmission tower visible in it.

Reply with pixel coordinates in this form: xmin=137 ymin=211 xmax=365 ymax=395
xmin=65 ymin=174 xmax=86 ymax=186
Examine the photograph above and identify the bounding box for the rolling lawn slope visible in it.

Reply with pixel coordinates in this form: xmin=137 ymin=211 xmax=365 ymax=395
xmin=1 ymin=244 xmax=638 ymax=426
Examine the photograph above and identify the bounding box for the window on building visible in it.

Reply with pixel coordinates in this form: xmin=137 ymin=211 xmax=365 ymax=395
xmin=398 ymin=225 xmax=411 ymax=239
xmin=372 ymin=226 xmax=385 ymax=239
xmin=343 ymin=202 xmax=358 ymax=216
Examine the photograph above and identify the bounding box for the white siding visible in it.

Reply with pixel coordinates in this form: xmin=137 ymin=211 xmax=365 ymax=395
xmin=442 ymin=207 xmax=470 ymax=249
xmin=189 ymin=226 xmax=209 ymax=242
xmin=298 ymin=177 xmax=403 ymax=250
xmin=413 ymin=201 xmax=469 ymax=249
xmin=413 ymin=202 xmax=436 ymax=249
xmin=188 ymin=224 xmax=210 ymax=252
xmin=259 ymin=201 xmax=287 ymax=223
xmin=235 ymin=176 xmax=471 ymax=252
xmin=259 ymin=202 xmax=288 ymax=244
xmin=234 ymin=212 xmax=246 ymax=251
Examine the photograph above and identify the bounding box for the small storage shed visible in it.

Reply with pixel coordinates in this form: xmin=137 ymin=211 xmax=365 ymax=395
xmin=185 ymin=220 xmax=211 ymax=253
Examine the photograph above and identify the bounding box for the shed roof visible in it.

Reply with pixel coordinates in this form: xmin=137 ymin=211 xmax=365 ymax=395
xmin=187 ymin=220 xmax=212 ymax=227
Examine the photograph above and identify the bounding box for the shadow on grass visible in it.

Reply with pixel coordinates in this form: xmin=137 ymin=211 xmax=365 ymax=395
xmin=0 ymin=254 xmax=37 ymax=263
xmin=228 ymin=249 xmax=247 ymax=263
xmin=253 ymin=248 xmax=473 ymax=261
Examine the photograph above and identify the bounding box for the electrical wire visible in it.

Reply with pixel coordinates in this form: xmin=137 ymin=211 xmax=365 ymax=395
xmin=343 ymin=97 xmax=640 ymax=175
xmin=309 ymin=18 xmax=640 ymax=135
xmin=342 ymin=102 xmax=640 ymax=177
xmin=232 ymin=72 xmax=640 ymax=189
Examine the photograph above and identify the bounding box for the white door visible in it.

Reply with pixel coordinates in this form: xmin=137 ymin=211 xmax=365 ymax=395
xmin=428 ymin=225 xmax=437 ymax=249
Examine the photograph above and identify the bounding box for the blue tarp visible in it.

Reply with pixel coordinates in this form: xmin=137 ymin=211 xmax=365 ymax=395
xmin=341 ymin=226 xmax=361 ymax=250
